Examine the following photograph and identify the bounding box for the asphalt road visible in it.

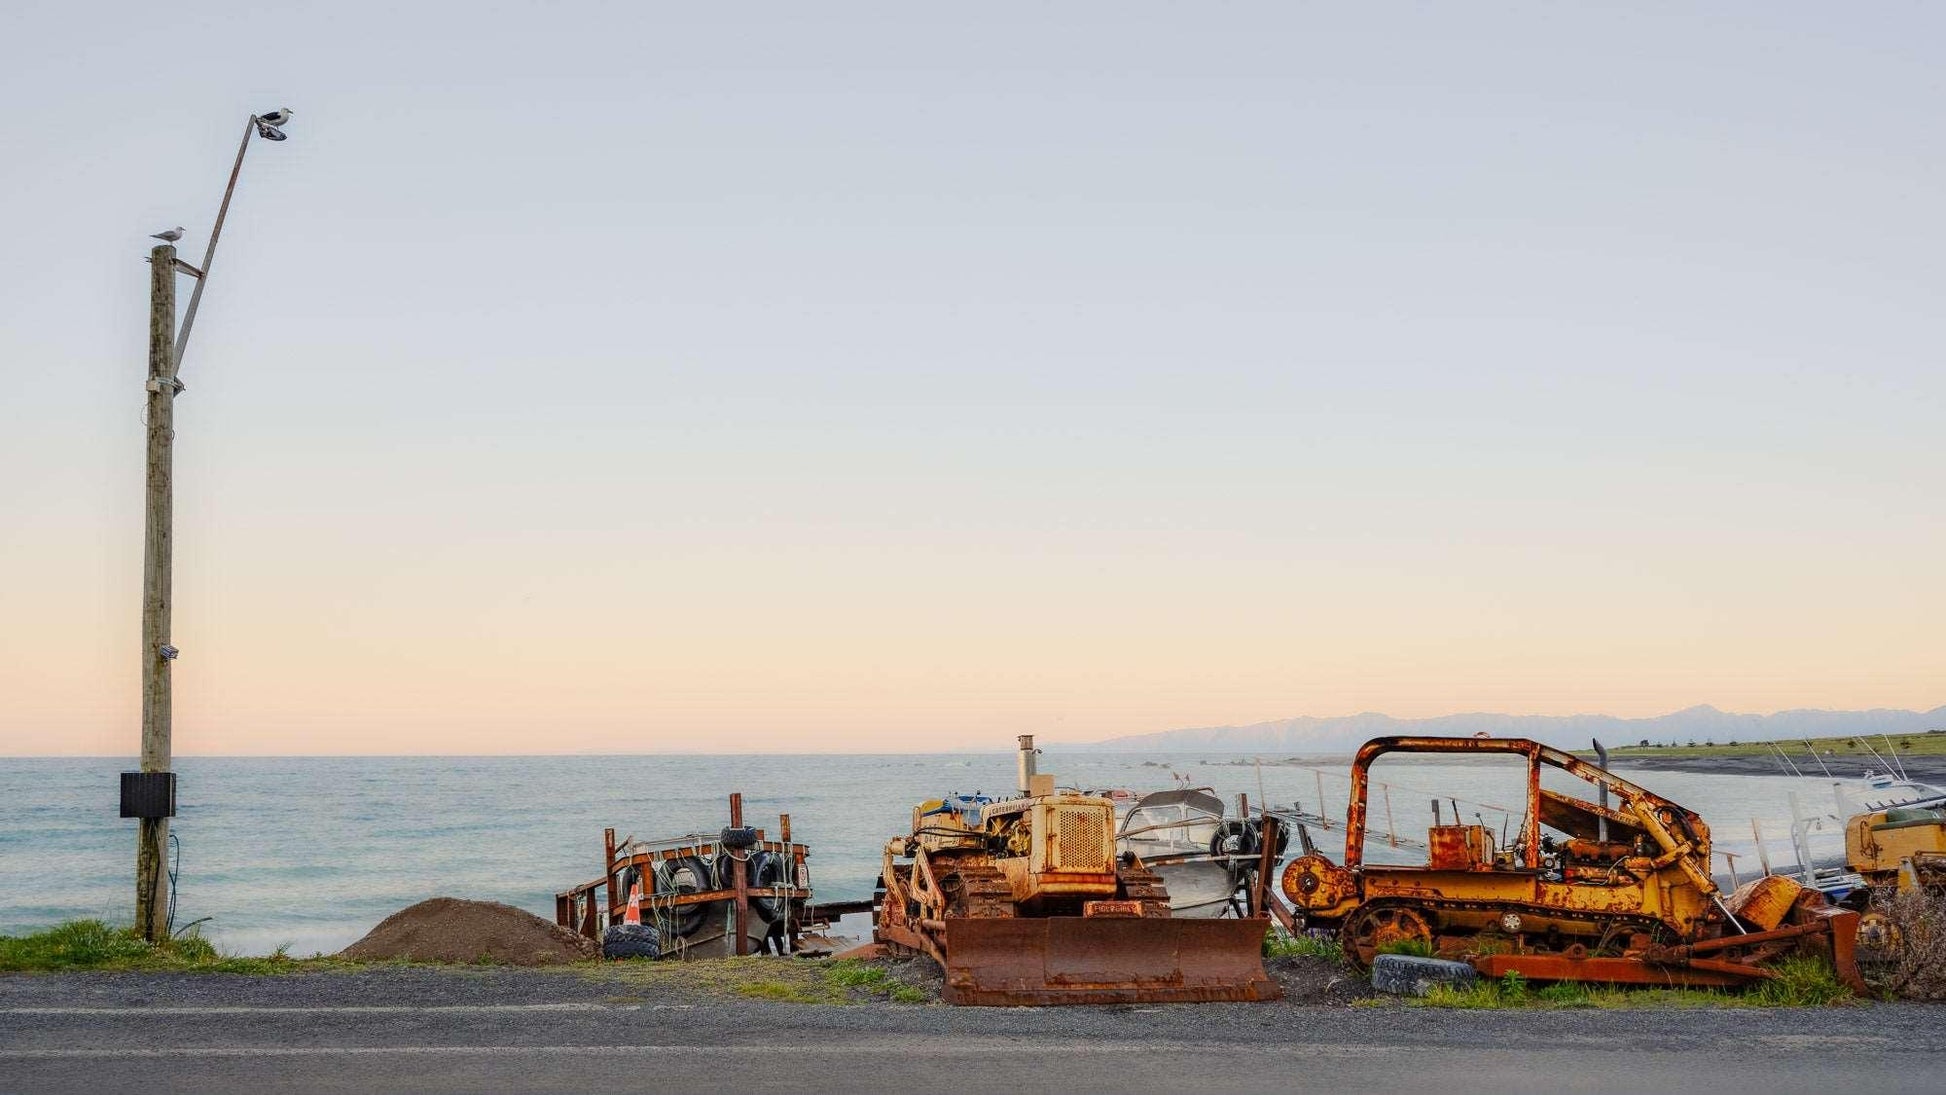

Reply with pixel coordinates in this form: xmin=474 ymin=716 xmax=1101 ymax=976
xmin=2 ymin=971 xmax=1940 ymax=1095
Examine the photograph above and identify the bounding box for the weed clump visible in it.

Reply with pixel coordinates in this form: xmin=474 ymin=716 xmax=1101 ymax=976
xmin=1375 ymin=937 xmax=1433 ymax=958
xmin=1264 ymin=930 xmax=1344 ymax=962
xmin=1866 ymin=887 xmax=1946 ymax=1001
xmin=1413 ymin=958 xmax=1852 ymax=1010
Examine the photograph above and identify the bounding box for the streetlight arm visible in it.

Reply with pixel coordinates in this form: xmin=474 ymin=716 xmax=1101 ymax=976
xmin=171 ymin=116 xmax=255 ymax=373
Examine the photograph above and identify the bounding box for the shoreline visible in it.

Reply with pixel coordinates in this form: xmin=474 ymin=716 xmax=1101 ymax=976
xmin=1601 ymin=754 xmax=1946 ymax=781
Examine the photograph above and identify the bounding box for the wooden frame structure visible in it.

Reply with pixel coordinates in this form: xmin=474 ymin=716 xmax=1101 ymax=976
xmin=555 ymin=792 xmax=814 ymax=957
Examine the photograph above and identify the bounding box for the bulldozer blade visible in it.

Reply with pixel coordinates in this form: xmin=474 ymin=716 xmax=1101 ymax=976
xmin=935 ymin=915 xmax=1281 ymax=1006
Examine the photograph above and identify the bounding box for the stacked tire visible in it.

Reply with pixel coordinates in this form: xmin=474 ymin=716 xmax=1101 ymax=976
xmin=602 ymin=921 xmax=661 ymax=960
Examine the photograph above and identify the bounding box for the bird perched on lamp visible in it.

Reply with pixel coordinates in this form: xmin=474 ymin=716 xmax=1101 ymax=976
xmin=254 ymin=108 xmax=293 ymax=139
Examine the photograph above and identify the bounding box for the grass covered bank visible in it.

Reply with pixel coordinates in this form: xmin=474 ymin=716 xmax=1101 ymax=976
xmin=0 ymin=920 xmax=926 ymax=1005
xmin=0 ymin=920 xmax=327 ymax=974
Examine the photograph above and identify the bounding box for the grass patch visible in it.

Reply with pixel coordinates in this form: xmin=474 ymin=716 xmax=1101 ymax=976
xmin=1413 ymin=958 xmax=1853 ymax=1010
xmin=825 ymin=958 xmax=890 ymax=988
xmin=1746 ymin=955 xmax=1853 ymax=1007
xmin=736 ymin=979 xmax=823 ymax=1003
xmin=821 ymin=958 xmax=929 ymax=1004
xmin=595 ymin=955 xmax=932 ymax=1005
xmin=1420 ymin=980 xmax=1742 ymax=1010
xmin=0 ymin=920 xmax=332 ymax=974
xmin=1265 ymin=930 xmax=1344 ymax=962
xmin=1375 ymin=938 xmax=1434 ymax=958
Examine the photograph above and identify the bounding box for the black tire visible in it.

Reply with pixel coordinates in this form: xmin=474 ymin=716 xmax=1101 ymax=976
xmin=602 ymin=922 xmax=661 ymax=960
xmin=719 ymin=826 xmax=760 ymax=849
xmin=749 ymin=851 xmax=791 ymax=923
xmin=616 ymin=863 xmax=645 ymax=905
xmin=712 ymin=851 xmax=793 ymax=923
xmin=1210 ymin=820 xmax=1260 ymax=859
xmin=658 ymin=855 xmax=715 ymax=937
xmin=1370 ymin=954 xmax=1478 ymax=997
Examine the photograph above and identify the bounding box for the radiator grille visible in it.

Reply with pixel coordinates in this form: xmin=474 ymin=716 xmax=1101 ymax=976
xmin=1048 ymin=806 xmax=1110 ymax=872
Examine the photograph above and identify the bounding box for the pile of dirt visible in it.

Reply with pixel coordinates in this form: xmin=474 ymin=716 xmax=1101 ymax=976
xmin=1265 ymin=955 xmax=1373 ymax=1005
xmin=341 ymin=897 xmax=598 ymax=966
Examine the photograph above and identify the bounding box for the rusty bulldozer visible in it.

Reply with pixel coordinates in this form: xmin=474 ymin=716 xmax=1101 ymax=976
xmin=1279 ymin=736 xmax=1868 ymax=993
xmin=874 ymin=736 xmax=1280 ymax=1005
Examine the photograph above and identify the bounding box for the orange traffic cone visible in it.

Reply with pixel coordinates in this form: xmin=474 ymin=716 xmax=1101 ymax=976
xmin=624 ymin=884 xmax=643 ymax=926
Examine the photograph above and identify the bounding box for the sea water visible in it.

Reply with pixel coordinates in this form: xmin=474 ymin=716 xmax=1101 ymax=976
xmin=0 ymin=753 xmax=1856 ymax=956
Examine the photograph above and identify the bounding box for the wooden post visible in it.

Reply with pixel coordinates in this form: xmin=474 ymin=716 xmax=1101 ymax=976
xmin=778 ymin=813 xmax=794 ymax=953
xmin=1254 ymin=815 xmax=1279 ymax=918
xmin=136 ymin=244 xmax=178 ymax=943
xmin=603 ymin=827 xmax=617 ymax=921
xmin=729 ymin=793 xmax=749 ymax=956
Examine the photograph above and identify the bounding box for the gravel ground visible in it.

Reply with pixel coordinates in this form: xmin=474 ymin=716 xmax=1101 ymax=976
xmin=3 ymin=966 xmax=1942 ymax=1094
xmin=1264 ymin=954 xmax=1375 ymax=1004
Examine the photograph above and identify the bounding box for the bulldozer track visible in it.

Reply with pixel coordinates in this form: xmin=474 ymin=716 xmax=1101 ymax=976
xmin=1341 ymin=896 xmax=1673 ymax=969
xmin=1117 ymin=863 xmax=1173 ymax=916
xmin=942 ymin=862 xmax=1017 ymax=919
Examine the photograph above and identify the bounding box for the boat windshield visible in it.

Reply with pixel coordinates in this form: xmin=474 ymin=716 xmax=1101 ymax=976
xmin=1120 ymin=789 xmax=1224 ymax=857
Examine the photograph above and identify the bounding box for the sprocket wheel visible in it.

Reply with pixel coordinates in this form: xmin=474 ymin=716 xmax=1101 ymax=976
xmin=1343 ymin=901 xmax=1435 ymax=969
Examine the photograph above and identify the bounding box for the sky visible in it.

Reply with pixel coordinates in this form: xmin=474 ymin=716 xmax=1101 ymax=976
xmin=1 ymin=3 xmax=1941 ymax=756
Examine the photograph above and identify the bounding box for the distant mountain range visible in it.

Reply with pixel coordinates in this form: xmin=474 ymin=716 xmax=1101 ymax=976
xmin=1068 ymin=704 xmax=1946 ymax=756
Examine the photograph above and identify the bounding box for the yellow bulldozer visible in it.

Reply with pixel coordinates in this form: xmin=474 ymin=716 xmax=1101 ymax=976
xmin=1278 ymin=736 xmax=1867 ymax=993
xmin=1846 ymin=805 xmax=1946 ymax=893
xmin=874 ymin=736 xmax=1280 ymax=1005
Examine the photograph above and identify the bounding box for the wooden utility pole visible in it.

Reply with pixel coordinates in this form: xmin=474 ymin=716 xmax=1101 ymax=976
xmin=136 ymin=243 xmax=179 ymax=942
xmin=729 ymin=793 xmax=751 ymax=957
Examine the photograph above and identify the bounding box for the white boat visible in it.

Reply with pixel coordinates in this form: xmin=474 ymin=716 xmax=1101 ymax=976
xmin=1837 ymin=770 xmax=1946 ymax=815
xmin=1115 ymin=788 xmax=1250 ymax=919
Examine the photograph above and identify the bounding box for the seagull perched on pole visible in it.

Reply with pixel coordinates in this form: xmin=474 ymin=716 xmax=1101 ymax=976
xmin=150 ymin=226 xmax=185 ymax=243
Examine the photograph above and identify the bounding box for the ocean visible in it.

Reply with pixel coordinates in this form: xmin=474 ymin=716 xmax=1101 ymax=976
xmin=0 ymin=752 xmax=1854 ymax=956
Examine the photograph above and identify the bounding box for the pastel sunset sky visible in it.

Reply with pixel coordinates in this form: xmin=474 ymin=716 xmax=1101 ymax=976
xmin=2 ymin=3 xmax=1940 ymax=755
